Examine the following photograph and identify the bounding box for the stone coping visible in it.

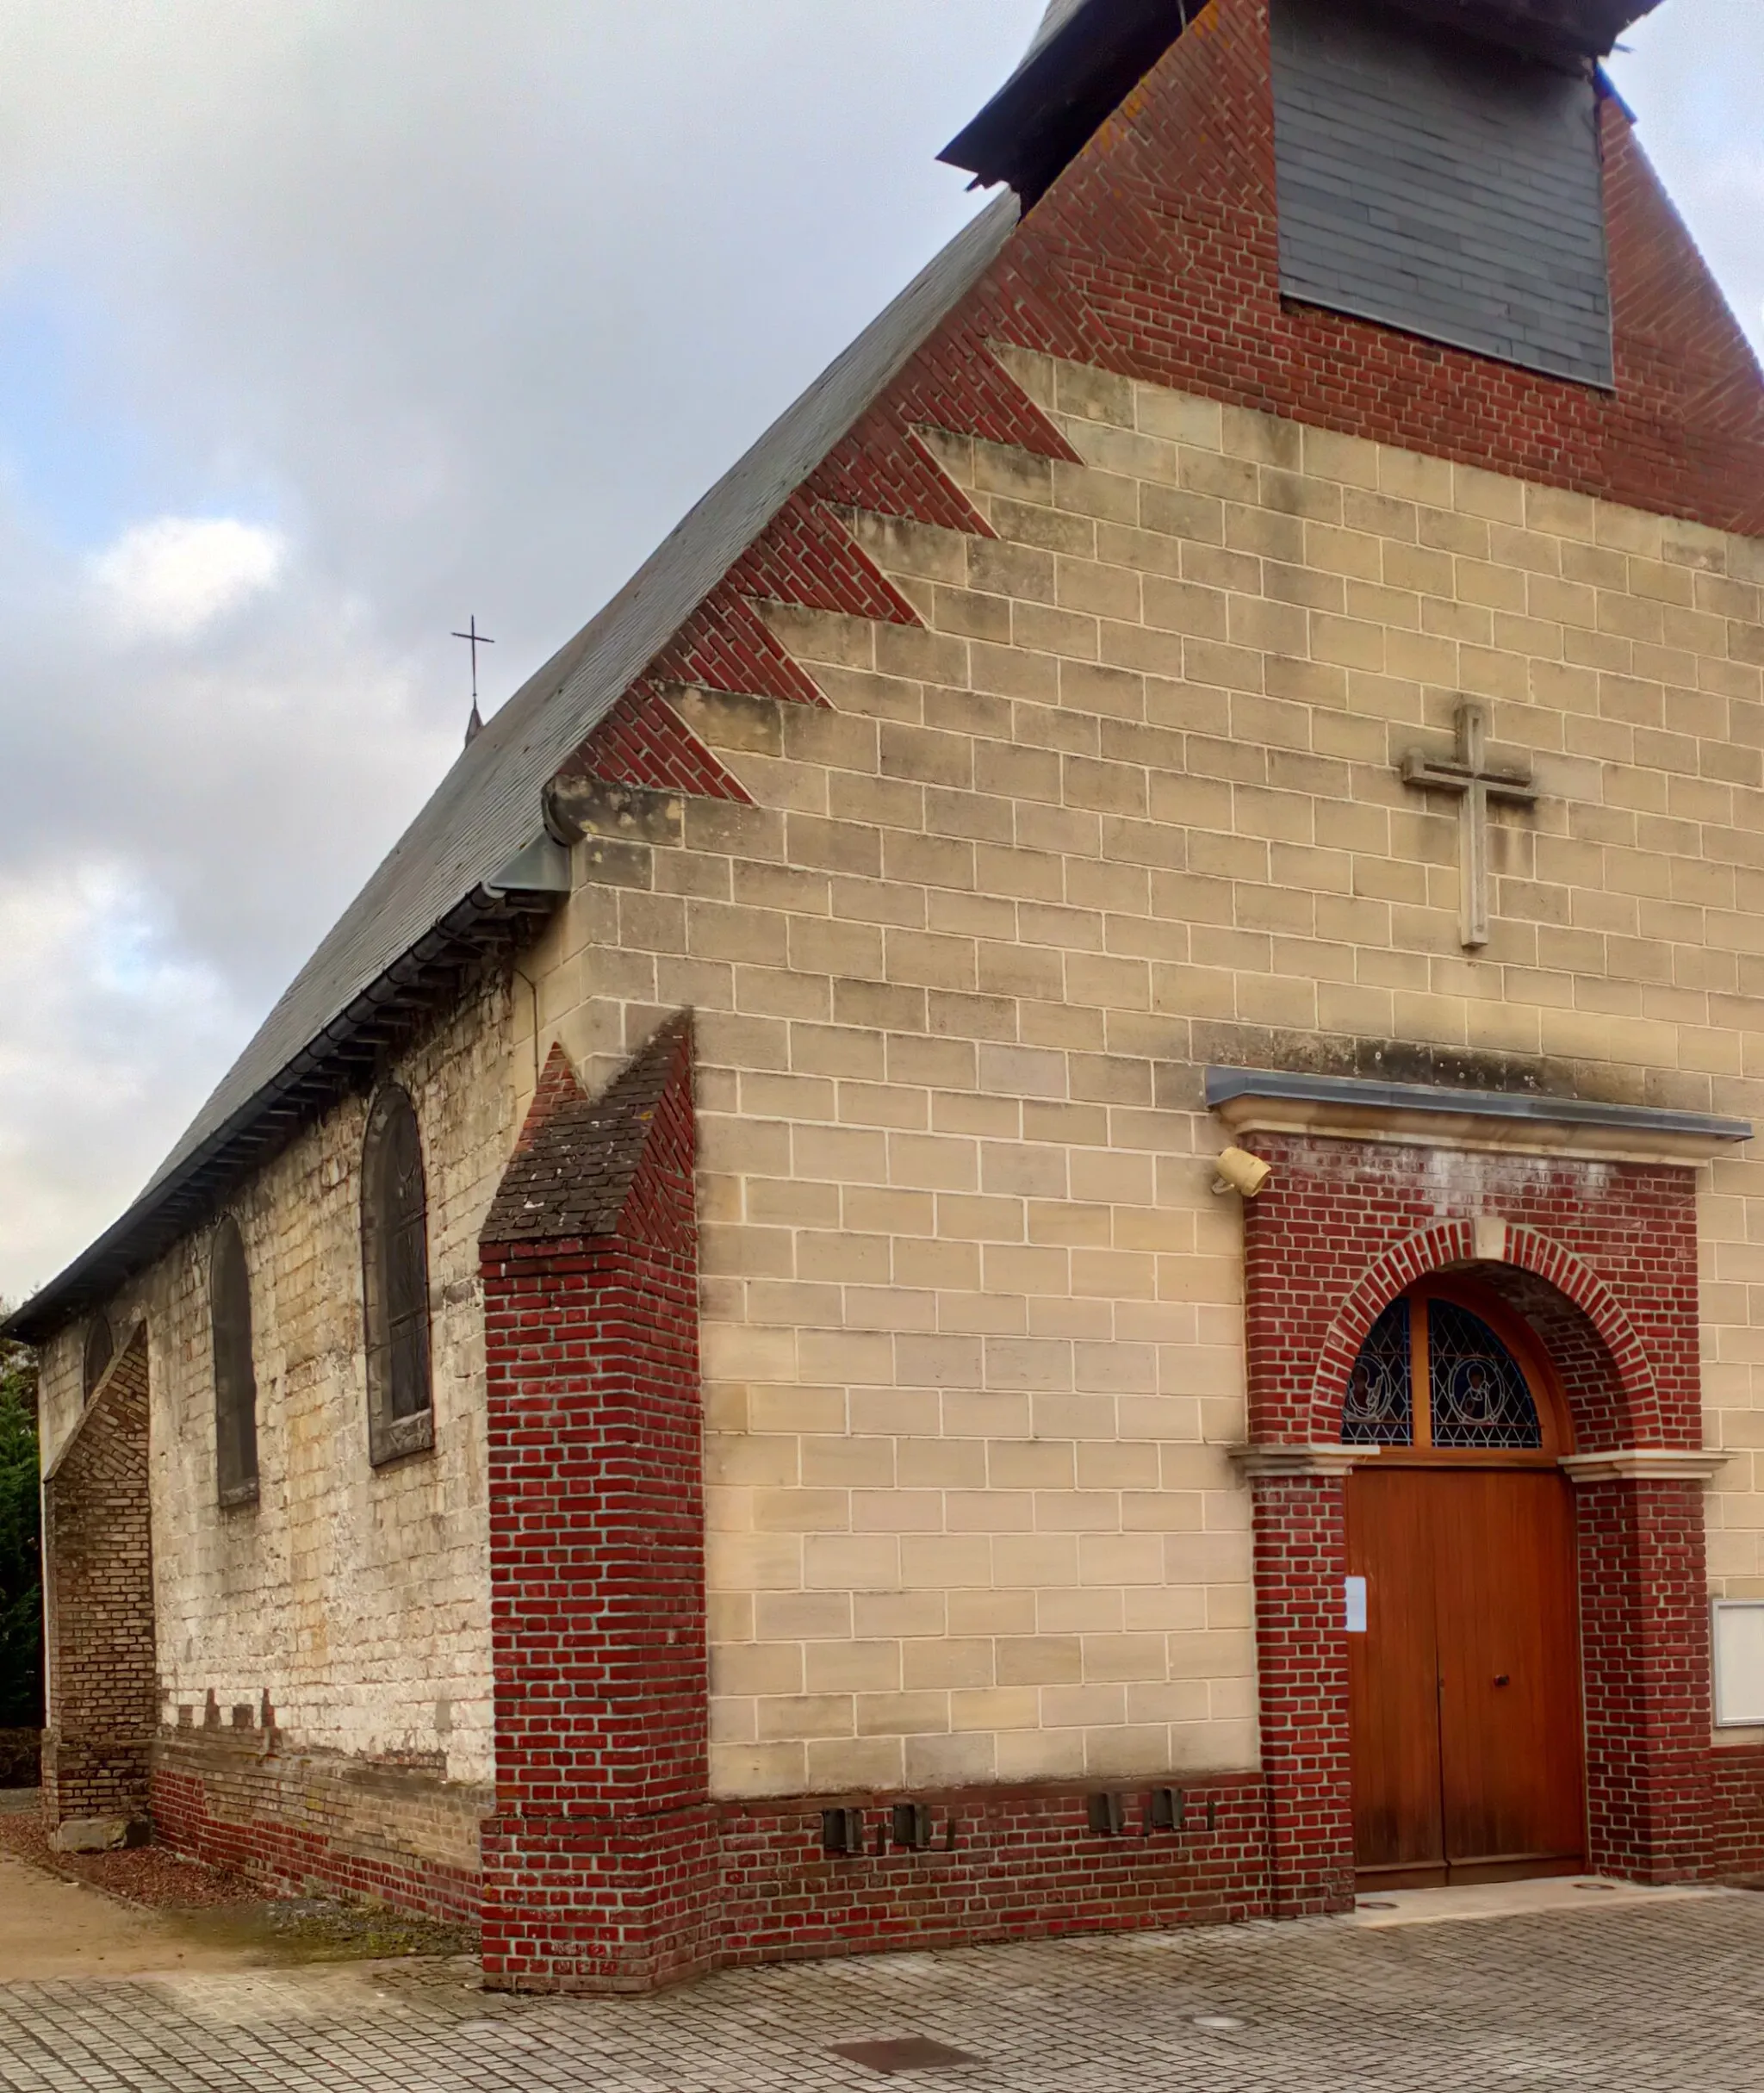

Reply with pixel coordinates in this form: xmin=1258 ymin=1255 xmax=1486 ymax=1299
xmin=1229 ymin=1446 xmax=1731 ymax=1485
xmin=1206 ymin=1067 xmax=1753 ymax=1165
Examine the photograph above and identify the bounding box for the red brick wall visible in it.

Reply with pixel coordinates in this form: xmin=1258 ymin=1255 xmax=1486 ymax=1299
xmin=1576 ymin=1476 xmax=1713 ymax=1882
xmin=41 ymin=1326 xmax=157 ymax=1831
xmin=1250 ymin=1475 xmax=1355 ymax=1916
xmin=1709 ymin=1746 xmax=1764 ymax=1880
xmin=968 ymin=0 xmax=1764 ymax=537
xmin=717 ymin=1775 xmax=1268 ymax=1963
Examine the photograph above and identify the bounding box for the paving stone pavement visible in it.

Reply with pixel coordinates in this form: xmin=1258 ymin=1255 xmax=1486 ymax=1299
xmin=2 ymin=1895 xmax=1763 ymax=2093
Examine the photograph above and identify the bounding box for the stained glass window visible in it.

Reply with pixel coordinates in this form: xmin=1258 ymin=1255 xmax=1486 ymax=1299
xmin=1343 ymin=1299 xmax=1413 ymax=1446
xmin=1427 ymin=1301 xmax=1541 ymax=1450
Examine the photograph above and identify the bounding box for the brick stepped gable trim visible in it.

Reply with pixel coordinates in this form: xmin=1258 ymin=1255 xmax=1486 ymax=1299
xmin=571 ymin=342 xmax=1077 ymax=803
xmin=565 ymin=0 xmax=1761 ymax=810
xmin=966 ymin=0 xmax=1764 ymax=537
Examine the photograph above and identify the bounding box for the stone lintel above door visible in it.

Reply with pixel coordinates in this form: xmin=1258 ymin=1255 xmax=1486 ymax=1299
xmin=1560 ymin=1449 xmax=1732 ymax=1486
xmin=1206 ymin=1066 xmax=1753 ymax=1169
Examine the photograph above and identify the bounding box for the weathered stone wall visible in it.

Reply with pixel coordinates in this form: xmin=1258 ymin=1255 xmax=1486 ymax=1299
xmin=47 ymin=974 xmax=516 ymax=1836
xmin=523 ymin=351 xmax=1764 ymax=1799
xmin=41 ymin=1327 xmax=155 ymax=1830
xmin=36 ymin=1328 xmax=90 ymax=1476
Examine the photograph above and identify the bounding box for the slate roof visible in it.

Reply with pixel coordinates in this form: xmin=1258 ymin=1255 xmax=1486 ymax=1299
xmin=481 ymin=1018 xmax=691 ymax=1246
xmin=9 ymin=191 xmax=1020 ymax=1343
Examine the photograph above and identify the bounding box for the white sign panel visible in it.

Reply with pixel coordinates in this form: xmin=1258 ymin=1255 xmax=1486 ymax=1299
xmin=1712 ymin=1600 xmax=1764 ymax=1728
xmin=1345 ymin=1576 xmax=1369 ymax=1636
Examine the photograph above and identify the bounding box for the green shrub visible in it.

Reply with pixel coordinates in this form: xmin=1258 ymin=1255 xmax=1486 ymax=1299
xmin=0 ymin=1327 xmax=41 ymax=1729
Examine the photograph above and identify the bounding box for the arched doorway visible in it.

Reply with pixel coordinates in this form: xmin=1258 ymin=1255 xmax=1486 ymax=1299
xmin=1344 ymin=1280 xmax=1585 ymax=1889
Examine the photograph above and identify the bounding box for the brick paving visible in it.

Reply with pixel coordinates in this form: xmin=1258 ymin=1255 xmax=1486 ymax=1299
xmin=3 ymin=1896 xmax=1764 ymax=2092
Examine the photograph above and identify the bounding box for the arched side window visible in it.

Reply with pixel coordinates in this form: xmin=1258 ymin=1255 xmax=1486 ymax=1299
xmin=211 ymin=1217 xmax=260 ymax=1507
xmin=1343 ymin=1288 xmax=1553 ymax=1454
xmin=361 ymin=1084 xmax=434 ymax=1466
xmin=83 ymin=1314 xmax=114 ymax=1401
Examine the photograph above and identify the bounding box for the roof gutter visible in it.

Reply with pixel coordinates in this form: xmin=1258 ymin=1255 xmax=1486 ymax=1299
xmin=4 ymin=837 xmax=571 ymax=1347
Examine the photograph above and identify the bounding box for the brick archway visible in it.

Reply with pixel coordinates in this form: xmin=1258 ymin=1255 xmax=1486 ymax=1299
xmin=1307 ymin=1222 xmax=1663 ymax=1450
xmin=1238 ymin=1129 xmax=1715 ymax=1914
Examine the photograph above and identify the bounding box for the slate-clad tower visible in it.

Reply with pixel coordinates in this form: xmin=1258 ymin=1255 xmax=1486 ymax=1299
xmin=16 ymin=0 xmax=1764 ymax=1991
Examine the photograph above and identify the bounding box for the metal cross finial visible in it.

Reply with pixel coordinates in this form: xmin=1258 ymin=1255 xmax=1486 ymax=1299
xmin=451 ymin=616 xmax=496 ymax=705
xmin=1401 ymin=701 xmax=1537 ymax=949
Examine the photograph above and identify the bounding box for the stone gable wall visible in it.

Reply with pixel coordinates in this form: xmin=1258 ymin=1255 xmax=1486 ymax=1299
xmin=525 ymin=350 xmax=1764 ymax=1800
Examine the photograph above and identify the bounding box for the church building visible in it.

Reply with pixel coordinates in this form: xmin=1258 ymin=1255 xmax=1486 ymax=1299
xmin=16 ymin=0 xmax=1764 ymax=1993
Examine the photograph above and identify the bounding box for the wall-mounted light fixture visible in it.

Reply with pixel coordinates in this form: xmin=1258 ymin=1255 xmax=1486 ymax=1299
xmin=1212 ymin=1146 xmax=1273 ymax=1199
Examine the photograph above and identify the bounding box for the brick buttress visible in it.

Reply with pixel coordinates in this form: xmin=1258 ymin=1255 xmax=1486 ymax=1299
xmin=479 ymin=1014 xmax=716 ymax=1994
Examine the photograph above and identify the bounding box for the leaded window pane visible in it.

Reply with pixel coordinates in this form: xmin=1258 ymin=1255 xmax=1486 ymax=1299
xmin=211 ymin=1218 xmax=259 ymax=1506
xmin=1428 ymin=1301 xmax=1541 ymax=1450
xmin=362 ymin=1084 xmax=433 ymax=1463
xmin=1343 ymin=1299 xmax=1413 ymax=1446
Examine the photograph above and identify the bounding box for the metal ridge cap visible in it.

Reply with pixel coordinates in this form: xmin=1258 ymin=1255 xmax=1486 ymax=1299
xmin=940 ymin=0 xmax=1182 ymax=185
xmin=1203 ymin=1065 xmax=1753 ymax=1144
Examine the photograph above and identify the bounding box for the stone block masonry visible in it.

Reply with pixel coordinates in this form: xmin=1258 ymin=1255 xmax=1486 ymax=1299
xmin=38 ymin=980 xmax=514 ymax=1915
xmin=539 ymin=333 xmax=1764 ymax=1814
xmin=475 ymin=1022 xmax=1273 ymax=1990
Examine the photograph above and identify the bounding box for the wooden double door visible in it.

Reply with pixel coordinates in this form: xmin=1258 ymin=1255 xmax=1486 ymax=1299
xmin=1347 ymin=1463 xmax=1586 ymax=1887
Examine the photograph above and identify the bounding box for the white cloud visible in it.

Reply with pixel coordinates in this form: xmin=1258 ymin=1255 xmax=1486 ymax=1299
xmin=90 ymin=515 xmax=288 ymax=640
xmin=0 ymin=862 xmax=240 ymax=1301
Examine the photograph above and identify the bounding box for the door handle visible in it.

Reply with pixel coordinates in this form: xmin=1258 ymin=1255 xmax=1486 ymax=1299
xmin=1494 ymin=1674 xmax=1511 ymax=1687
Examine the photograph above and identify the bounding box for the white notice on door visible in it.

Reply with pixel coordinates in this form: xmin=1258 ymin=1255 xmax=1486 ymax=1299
xmin=1345 ymin=1576 xmax=1368 ymax=1636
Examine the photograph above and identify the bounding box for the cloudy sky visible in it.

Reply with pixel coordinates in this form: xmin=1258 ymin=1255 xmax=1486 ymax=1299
xmin=0 ymin=1 xmax=1757 ymax=1307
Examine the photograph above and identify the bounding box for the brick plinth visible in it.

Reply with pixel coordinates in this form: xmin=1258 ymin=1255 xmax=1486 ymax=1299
xmin=1709 ymin=1748 xmax=1764 ymax=1879
xmin=479 ymin=1017 xmax=714 ymax=1994
xmin=717 ymin=1774 xmax=1269 ymax=1964
xmin=41 ymin=1327 xmax=156 ymax=1832
xmin=151 ymin=1738 xmax=483 ymax=1925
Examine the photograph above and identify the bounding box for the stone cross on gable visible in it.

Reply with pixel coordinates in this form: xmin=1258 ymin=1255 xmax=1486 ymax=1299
xmin=1401 ymin=702 xmax=1537 ymax=950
